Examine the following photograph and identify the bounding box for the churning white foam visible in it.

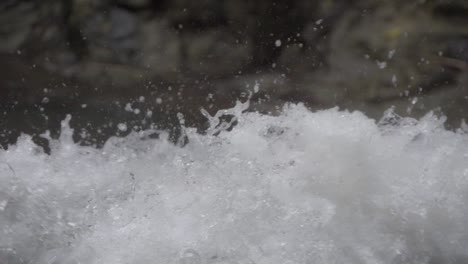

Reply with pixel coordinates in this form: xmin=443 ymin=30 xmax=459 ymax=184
xmin=1 ymin=104 xmax=468 ymax=264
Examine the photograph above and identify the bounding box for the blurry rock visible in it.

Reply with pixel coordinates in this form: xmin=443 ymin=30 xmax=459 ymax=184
xmin=312 ymin=3 xmax=456 ymax=102
xmin=166 ymin=0 xmax=225 ymax=27
xmin=0 ymin=1 xmax=64 ymax=54
xmin=184 ymin=30 xmax=251 ymax=76
xmin=446 ymin=37 xmax=468 ymax=62
xmin=431 ymin=0 xmax=468 ymax=18
xmin=110 ymin=8 xmax=137 ymax=39
xmin=224 ymin=0 xmax=308 ymax=67
xmin=1 ymin=0 xmax=468 ymax=136
xmin=277 ymin=44 xmax=317 ymax=75
xmin=139 ymin=19 xmax=181 ymax=80
xmin=115 ymin=0 xmax=152 ymax=8
xmin=0 ymin=2 xmax=37 ymax=53
xmin=82 ymin=7 xmax=139 ymax=63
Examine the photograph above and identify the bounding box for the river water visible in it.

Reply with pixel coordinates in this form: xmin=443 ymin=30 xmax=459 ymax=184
xmin=1 ymin=102 xmax=468 ymax=263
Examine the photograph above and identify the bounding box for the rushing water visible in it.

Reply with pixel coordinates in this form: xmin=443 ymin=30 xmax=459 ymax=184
xmin=1 ymin=102 xmax=468 ymax=264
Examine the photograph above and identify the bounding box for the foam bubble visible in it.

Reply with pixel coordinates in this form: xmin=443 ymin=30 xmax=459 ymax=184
xmin=1 ymin=104 xmax=468 ymax=264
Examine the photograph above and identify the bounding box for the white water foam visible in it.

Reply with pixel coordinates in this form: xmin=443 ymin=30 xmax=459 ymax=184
xmin=1 ymin=104 xmax=468 ymax=264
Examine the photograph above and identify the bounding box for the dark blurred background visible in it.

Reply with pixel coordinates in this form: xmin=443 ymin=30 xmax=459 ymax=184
xmin=1 ymin=0 xmax=468 ymax=148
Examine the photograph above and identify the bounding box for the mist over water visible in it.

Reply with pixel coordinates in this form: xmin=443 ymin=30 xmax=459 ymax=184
xmin=1 ymin=103 xmax=468 ymax=264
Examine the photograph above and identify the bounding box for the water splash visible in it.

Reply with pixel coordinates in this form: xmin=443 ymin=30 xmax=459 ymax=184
xmin=1 ymin=104 xmax=468 ymax=264
xmin=200 ymin=92 xmax=251 ymax=136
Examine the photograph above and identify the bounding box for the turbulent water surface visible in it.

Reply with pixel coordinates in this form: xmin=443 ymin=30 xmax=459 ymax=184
xmin=1 ymin=103 xmax=468 ymax=264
